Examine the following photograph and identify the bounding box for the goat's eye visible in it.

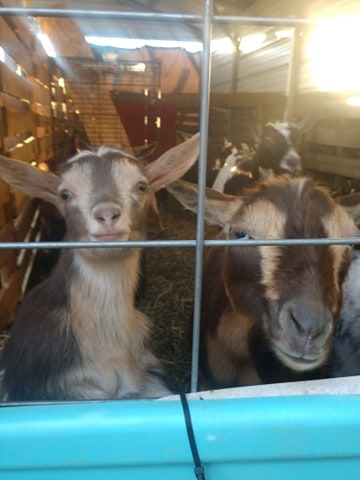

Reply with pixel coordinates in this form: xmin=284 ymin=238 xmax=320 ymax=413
xmin=137 ymin=181 xmax=148 ymax=193
xmin=234 ymin=231 xmax=251 ymax=240
xmin=60 ymin=189 xmax=72 ymax=202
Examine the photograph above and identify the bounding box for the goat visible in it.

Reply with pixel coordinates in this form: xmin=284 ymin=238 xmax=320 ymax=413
xmin=330 ymin=192 xmax=360 ymax=377
xmin=212 ymin=142 xmax=254 ymax=193
xmin=211 ymin=121 xmax=304 ymax=196
xmin=166 ymin=176 xmax=358 ymax=389
xmin=0 ymin=133 xmax=199 ymax=401
xmin=183 ymin=136 xmax=237 ymax=187
xmin=331 ymin=250 xmax=360 ymax=377
xmin=250 ymin=122 xmax=303 ymax=178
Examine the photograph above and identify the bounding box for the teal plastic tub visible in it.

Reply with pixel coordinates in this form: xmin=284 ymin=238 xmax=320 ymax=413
xmin=1 ymin=392 xmax=360 ymax=479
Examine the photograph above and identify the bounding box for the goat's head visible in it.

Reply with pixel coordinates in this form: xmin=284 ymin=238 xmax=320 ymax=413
xmin=167 ymin=176 xmax=359 ymax=373
xmin=254 ymin=122 xmax=304 ymax=176
xmin=0 ymin=134 xmax=199 ymax=260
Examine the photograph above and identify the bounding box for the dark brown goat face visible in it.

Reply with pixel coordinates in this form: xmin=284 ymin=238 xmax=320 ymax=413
xmin=167 ymin=177 xmax=359 ymax=373
xmin=259 ymin=122 xmax=303 ymax=175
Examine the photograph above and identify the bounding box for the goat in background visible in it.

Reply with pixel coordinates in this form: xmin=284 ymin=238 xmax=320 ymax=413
xmin=213 ymin=121 xmax=305 ymax=196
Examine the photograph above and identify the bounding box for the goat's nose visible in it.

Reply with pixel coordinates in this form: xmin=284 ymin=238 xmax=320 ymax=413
xmin=93 ymin=202 xmax=121 ymax=225
xmin=287 ymin=300 xmax=332 ymax=337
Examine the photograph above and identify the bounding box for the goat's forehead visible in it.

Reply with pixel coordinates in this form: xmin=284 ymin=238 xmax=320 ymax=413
xmin=232 ymin=179 xmax=357 ymax=238
xmin=271 ymin=122 xmax=292 ymax=141
xmin=59 ymin=156 xmax=145 ymax=190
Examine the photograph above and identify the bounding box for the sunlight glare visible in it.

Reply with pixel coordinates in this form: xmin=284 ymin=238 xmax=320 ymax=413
xmin=239 ymin=33 xmax=267 ymax=53
xmin=37 ymin=33 xmax=56 ymax=58
xmin=85 ymin=36 xmax=202 ymax=53
xmin=307 ymin=17 xmax=360 ymax=91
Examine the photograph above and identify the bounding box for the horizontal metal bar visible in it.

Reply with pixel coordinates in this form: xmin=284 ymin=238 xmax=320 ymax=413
xmin=0 ymin=7 xmax=326 ymax=27
xmin=0 ymin=238 xmax=358 ymax=250
xmin=213 ymin=15 xmax=323 ymax=27
xmin=0 ymin=7 xmax=202 ymax=20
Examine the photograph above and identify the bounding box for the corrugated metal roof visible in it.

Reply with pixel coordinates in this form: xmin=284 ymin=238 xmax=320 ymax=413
xmin=9 ymin=0 xmax=360 ymax=95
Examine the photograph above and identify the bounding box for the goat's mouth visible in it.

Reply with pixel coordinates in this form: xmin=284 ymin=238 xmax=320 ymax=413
xmin=89 ymin=232 xmax=129 ymax=242
xmin=273 ymin=344 xmax=326 ymax=372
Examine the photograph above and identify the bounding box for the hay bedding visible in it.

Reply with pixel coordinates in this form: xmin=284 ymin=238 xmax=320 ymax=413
xmin=138 ymin=190 xmax=199 ymax=393
xmin=0 ymin=189 xmax=215 ymax=395
xmin=138 ymin=189 xmax=218 ymax=392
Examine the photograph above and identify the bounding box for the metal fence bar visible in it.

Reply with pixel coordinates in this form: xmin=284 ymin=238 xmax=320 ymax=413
xmin=0 ymin=4 xmax=356 ymax=396
xmin=0 ymin=7 xmax=327 ymax=27
xmin=0 ymin=8 xmax=202 ymax=20
xmin=190 ymin=0 xmax=213 ymax=393
xmin=0 ymin=237 xmax=357 ymax=250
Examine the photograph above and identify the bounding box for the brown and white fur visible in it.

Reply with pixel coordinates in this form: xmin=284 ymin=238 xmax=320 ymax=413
xmin=0 ymin=133 xmax=199 ymax=401
xmin=166 ymin=176 xmax=358 ymax=390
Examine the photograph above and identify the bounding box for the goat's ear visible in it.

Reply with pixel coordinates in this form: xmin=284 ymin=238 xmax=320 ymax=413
xmin=144 ymin=132 xmax=200 ymax=192
xmin=166 ymin=179 xmax=243 ymax=227
xmin=294 ymin=116 xmax=318 ymax=133
xmin=337 ymin=192 xmax=360 ymax=228
xmin=0 ymin=155 xmax=62 ymax=213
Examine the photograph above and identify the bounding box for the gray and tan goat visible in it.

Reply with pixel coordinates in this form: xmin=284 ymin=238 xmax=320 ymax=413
xmin=167 ymin=176 xmax=359 ymax=389
xmin=0 ymin=133 xmax=199 ymax=401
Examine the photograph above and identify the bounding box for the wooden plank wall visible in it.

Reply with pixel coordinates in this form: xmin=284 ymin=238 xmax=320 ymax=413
xmin=208 ymin=92 xmax=285 ymax=147
xmin=0 ymin=16 xmax=55 ymax=329
xmin=49 ymin=62 xmax=79 ymax=163
xmin=163 ymin=92 xmax=285 ymax=144
xmin=295 ymin=93 xmax=360 ymax=183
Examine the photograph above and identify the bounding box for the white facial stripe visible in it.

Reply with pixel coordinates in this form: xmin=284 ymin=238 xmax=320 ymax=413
xmin=260 ymin=245 xmax=281 ymax=300
xmin=238 ymin=201 xmax=286 ymax=302
xmin=280 ymin=146 xmax=301 ymax=171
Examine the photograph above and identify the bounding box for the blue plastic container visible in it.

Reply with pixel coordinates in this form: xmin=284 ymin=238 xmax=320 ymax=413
xmin=1 ymin=394 xmax=360 ymax=479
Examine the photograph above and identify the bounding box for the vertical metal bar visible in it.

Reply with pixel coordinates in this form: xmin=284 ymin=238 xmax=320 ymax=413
xmin=283 ymin=27 xmax=302 ymax=122
xmin=230 ymin=39 xmax=240 ymax=94
xmin=190 ymin=0 xmax=213 ymax=392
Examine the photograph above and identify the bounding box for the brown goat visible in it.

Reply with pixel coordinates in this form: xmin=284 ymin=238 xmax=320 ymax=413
xmin=0 ymin=134 xmax=199 ymax=401
xmin=167 ymin=176 xmax=358 ymax=389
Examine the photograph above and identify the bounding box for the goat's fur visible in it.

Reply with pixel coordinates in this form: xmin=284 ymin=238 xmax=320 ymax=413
xmin=0 ymin=134 xmax=199 ymax=401
xmin=167 ymin=176 xmax=359 ymax=390
xmin=331 ymin=251 xmax=360 ymax=377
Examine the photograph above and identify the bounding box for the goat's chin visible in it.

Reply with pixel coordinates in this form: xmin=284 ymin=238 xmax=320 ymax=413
xmin=88 ymin=232 xmax=130 ymax=242
xmin=73 ymin=232 xmax=137 ymax=259
xmin=79 ymin=246 xmax=136 ymax=260
xmin=272 ymin=344 xmax=327 ymax=372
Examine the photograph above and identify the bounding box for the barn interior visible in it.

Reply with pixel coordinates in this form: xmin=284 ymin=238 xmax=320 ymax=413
xmin=0 ymin=0 xmax=360 ymax=393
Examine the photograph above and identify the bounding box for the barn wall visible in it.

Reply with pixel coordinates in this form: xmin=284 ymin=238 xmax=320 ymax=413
xmin=0 ymin=16 xmax=78 ymax=327
xmin=0 ymin=16 xmax=45 ymax=327
xmin=294 ymin=92 xmax=360 ymax=183
xmin=211 ymin=0 xmax=360 ymax=97
xmin=210 ymin=0 xmax=298 ymax=94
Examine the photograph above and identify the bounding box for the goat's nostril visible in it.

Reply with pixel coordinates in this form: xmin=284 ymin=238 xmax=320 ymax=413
xmin=289 ymin=311 xmax=303 ymax=334
xmin=98 ymin=213 xmax=120 ymax=223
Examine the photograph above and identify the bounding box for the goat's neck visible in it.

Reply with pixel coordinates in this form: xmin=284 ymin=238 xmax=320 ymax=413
xmin=58 ymin=249 xmax=152 ymax=377
xmin=71 ymin=249 xmax=141 ymax=308
xmin=51 ymin=248 xmax=142 ymax=331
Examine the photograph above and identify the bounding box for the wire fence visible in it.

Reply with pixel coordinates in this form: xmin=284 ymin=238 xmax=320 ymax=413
xmin=0 ymin=0 xmax=356 ymax=392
